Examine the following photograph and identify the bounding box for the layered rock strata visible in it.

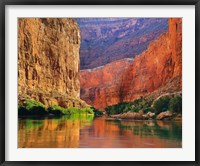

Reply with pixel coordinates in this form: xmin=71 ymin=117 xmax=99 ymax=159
xmin=18 ymin=18 xmax=88 ymax=108
xmin=80 ymin=18 xmax=182 ymax=110
xmin=80 ymin=59 xmax=133 ymax=110
xmin=76 ymin=18 xmax=168 ymax=69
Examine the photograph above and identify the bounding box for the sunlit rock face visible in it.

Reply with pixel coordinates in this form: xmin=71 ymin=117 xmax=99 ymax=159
xmin=80 ymin=18 xmax=182 ymax=110
xmin=18 ymin=18 xmax=88 ymax=108
xmin=76 ymin=18 xmax=168 ymax=69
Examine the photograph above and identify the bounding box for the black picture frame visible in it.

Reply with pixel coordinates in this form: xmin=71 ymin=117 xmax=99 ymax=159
xmin=0 ymin=0 xmax=199 ymax=165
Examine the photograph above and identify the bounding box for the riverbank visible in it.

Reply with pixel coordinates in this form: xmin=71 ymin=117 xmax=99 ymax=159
xmin=18 ymin=99 xmax=103 ymax=117
xmin=108 ymin=111 xmax=182 ymax=121
xmin=104 ymin=93 xmax=182 ymax=121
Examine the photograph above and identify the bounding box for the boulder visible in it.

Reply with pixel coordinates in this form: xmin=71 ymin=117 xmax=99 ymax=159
xmin=156 ymin=111 xmax=172 ymax=120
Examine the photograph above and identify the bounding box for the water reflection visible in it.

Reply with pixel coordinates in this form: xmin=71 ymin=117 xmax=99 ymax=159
xmin=18 ymin=114 xmax=94 ymax=148
xmin=18 ymin=116 xmax=182 ymax=148
xmin=79 ymin=118 xmax=181 ymax=148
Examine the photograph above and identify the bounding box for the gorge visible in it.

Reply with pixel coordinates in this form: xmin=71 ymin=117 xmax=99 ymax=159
xmin=18 ymin=18 xmax=182 ymax=148
xmin=18 ymin=18 xmax=182 ymax=112
xmin=80 ymin=18 xmax=182 ymax=111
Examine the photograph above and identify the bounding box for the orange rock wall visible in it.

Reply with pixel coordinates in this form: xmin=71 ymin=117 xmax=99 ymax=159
xmin=80 ymin=18 xmax=182 ymax=110
xmin=121 ymin=18 xmax=182 ymax=102
xmin=18 ymin=18 xmax=87 ymax=108
xmin=80 ymin=59 xmax=133 ymax=110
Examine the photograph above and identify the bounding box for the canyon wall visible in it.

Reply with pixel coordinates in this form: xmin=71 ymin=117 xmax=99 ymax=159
xmin=80 ymin=18 xmax=182 ymax=110
xmin=18 ymin=18 xmax=87 ymax=108
xmin=76 ymin=18 xmax=168 ymax=69
xmin=120 ymin=18 xmax=182 ymax=102
xmin=80 ymin=59 xmax=133 ymax=109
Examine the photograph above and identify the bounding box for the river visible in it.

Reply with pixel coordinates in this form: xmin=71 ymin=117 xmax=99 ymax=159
xmin=18 ymin=115 xmax=182 ymax=148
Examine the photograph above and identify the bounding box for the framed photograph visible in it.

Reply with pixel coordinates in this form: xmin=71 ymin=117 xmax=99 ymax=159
xmin=1 ymin=0 xmax=199 ymax=165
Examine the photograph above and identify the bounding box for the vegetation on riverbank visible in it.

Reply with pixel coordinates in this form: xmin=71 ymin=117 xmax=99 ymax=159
xmin=91 ymin=107 xmax=103 ymax=117
xmin=18 ymin=99 xmax=100 ymax=117
xmin=153 ymin=95 xmax=182 ymax=114
xmin=105 ymin=94 xmax=182 ymax=120
xmin=105 ymin=97 xmax=153 ymax=116
xmin=18 ymin=99 xmax=47 ymax=116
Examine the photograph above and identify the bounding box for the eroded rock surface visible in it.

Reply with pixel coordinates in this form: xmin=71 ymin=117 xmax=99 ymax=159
xmin=80 ymin=18 xmax=182 ymax=110
xmin=76 ymin=18 xmax=168 ymax=69
xmin=156 ymin=111 xmax=173 ymax=120
xmin=18 ymin=18 xmax=88 ymax=108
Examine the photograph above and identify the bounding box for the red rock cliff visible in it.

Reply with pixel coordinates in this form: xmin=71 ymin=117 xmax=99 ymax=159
xmin=18 ymin=18 xmax=88 ymax=108
xmin=80 ymin=18 xmax=182 ymax=110
xmin=80 ymin=59 xmax=133 ymax=110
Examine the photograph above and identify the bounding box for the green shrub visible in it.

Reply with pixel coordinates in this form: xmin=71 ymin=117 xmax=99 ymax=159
xmin=47 ymin=106 xmax=94 ymax=115
xmin=18 ymin=99 xmax=95 ymax=116
xmin=83 ymin=107 xmax=94 ymax=114
xmin=130 ymin=107 xmax=139 ymax=113
xmin=143 ymin=107 xmax=155 ymax=114
xmin=29 ymin=106 xmax=47 ymax=115
xmin=105 ymin=103 xmax=127 ymax=115
xmin=105 ymin=95 xmax=181 ymax=116
xmin=105 ymin=97 xmax=154 ymax=115
xmin=91 ymin=107 xmax=103 ymax=117
xmin=153 ymin=96 xmax=171 ymax=115
xmin=18 ymin=106 xmax=29 ymax=116
xmin=66 ymin=107 xmax=79 ymax=114
xmin=47 ymin=105 xmax=65 ymax=116
xmin=66 ymin=107 xmax=94 ymax=114
xmin=169 ymin=96 xmax=182 ymax=113
xmin=18 ymin=99 xmax=48 ymax=116
xmin=23 ymin=99 xmax=45 ymax=110
xmin=78 ymin=107 xmax=93 ymax=114
xmin=132 ymin=97 xmax=154 ymax=110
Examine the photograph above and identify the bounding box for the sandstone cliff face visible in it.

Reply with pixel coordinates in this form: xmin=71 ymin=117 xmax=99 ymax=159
xmin=80 ymin=18 xmax=182 ymax=110
xmin=18 ymin=18 xmax=87 ymax=108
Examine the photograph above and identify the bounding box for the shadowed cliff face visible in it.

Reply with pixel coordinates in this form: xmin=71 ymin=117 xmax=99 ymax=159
xmin=80 ymin=59 xmax=133 ymax=109
xmin=120 ymin=18 xmax=182 ymax=102
xmin=18 ymin=18 xmax=88 ymax=108
xmin=76 ymin=18 xmax=168 ymax=69
xmin=80 ymin=18 xmax=182 ymax=110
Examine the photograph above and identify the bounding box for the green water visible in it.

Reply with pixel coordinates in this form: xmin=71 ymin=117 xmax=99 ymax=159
xmin=18 ymin=115 xmax=182 ymax=148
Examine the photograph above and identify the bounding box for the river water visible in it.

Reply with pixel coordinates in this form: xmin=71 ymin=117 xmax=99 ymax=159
xmin=18 ymin=115 xmax=182 ymax=148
